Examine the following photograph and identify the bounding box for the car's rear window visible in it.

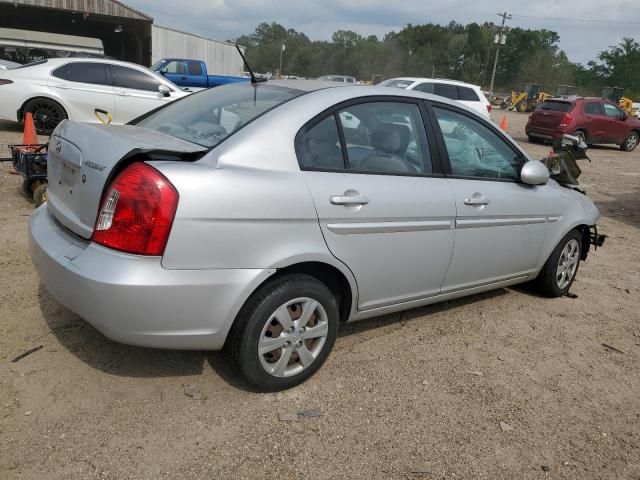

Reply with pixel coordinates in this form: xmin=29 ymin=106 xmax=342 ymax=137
xmin=379 ymin=79 xmax=414 ymax=89
xmin=137 ymin=83 xmax=304 ymax=149
xmin=537 ymin=101 xmax=573 ymax=112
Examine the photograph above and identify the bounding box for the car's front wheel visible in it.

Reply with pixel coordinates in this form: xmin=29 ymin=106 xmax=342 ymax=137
xmin=226 ymin=274 xmax=339 ymax=391
xmin=620 ymin=131 xmax=639 ymax=151
xmin=535 ymin=230 xmax=582 ymax=297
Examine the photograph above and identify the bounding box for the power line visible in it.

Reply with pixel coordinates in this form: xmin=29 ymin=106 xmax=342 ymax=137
xmin=511 ymin=14 xmax=640 ymax=26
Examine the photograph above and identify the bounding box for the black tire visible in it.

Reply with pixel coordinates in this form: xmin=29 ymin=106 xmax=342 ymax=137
xmin=22 ymin=179 xmax=34 ymax=197
xmin=226 ymin=274 xmax=339 ymax=391
xmin=22 ymin=98 xmax=67 ymax=135
xmin=516 ymin=101 xmax=528 ymax=113
xmin=535 ymin=229 xmax=582 ymax=298
xmin=620 ymin=131 xmax=639 ymax=151
xmin=32 ymin=182 xmax=48 ymax=206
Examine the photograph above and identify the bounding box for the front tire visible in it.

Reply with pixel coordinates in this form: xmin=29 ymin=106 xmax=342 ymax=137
xmin=22 ymin=98 xmax=67 ymax=134
xmin=535 ymin=230 xmax=582 ymax=297
xmin=621 ymin=131 xmax=639 ymax=151
xmin=226 ymin=274 xmax=339 ymax=391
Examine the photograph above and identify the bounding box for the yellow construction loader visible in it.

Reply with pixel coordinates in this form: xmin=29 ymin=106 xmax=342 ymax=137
xmin=601 ymin=87 xmax=635 ymax=116
xmin=504 ymin=83 xmax=552 ymax=112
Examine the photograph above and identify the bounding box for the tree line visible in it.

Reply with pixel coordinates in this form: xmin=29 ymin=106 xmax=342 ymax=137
xmin=234 ymin=22 xmax=640 ymax=98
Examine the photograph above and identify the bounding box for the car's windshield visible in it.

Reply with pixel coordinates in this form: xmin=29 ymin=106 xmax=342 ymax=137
xmin=137 ymin=83 xmax=303 ymax=148
xmin=150 ymin=60 xmax=165 ymax=71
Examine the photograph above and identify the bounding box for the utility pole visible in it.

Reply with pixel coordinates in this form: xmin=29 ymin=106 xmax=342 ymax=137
xmin=489 ymin=11 xmax=511 ymax=99
xmin=279 ymin=43 xmax=285 ymax=78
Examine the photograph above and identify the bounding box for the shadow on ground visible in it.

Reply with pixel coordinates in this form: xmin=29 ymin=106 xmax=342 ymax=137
xmin=596 ymin=189 xmax=640 ymax=229
xmin=39 ymin=283 xmax=517 ymax=389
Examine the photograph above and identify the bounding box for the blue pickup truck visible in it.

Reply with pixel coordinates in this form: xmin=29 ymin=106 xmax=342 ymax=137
xmin=151 ymin=58 xmax=249 ymax=89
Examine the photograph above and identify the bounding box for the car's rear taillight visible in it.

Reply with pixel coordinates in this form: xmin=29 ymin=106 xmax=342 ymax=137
xmin=486 ymin=104 xmax=492 ymax=113
xmin=92 ymin=162 xmax=178 ymax=256
xmin=0 ymin=79 xmax=13 ymax=85
xmin=559 ymin=113 xmax=574 ymax=127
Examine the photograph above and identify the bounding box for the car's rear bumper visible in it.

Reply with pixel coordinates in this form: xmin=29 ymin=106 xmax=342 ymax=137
xmin=525 ymin=125 xmax=564 ymax=140
xmin=29 ymin=205 xmax=273 ymax=350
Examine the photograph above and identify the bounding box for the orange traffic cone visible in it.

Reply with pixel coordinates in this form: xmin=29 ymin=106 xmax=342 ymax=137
xmin=22 ymin=112 xmax=38 ymax=145
xmin=499 ymin=115 xmax=508 ymax=132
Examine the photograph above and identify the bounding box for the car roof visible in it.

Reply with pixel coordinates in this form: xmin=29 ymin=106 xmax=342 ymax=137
xmin=268 ymin=79 xmax=349 ymax=91
xmin=388 ymin=77 xmax=481 ymax=89
xmin=13 ymin=57 xmax=154 ymax=70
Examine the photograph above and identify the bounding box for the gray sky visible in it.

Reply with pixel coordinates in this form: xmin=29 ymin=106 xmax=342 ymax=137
xmin=126 ymin=0 xmax=640 ymax=64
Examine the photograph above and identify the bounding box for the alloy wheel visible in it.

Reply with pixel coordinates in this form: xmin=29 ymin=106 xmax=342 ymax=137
xmin=556 ymin=239 xmax=580 ymax=289
xmin=626 ymin=134 xmax=638 ymax=150
xmin=258 ymin=297 xmax=329 ymax=378
xmin=30 ymin=102 xmax=63 ymax=132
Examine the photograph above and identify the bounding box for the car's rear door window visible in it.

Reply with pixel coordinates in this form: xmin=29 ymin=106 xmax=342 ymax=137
xmin=52 ymin=62 xmax=110 ymax=86
xmin=414 ymin=82 xmax=435 ymax=94
xmin=433 ymin=106 xmax=522 ymax=180
xmin=111 ymin=65 xmax=163 ymax=92
xmin=584 ymin=102 xmax=604 ymax=115
xmin=433 ymin=83 xmax=459 ymax=100
xmin=187 ymin=62 xmax=203 ymax=76
xmin=297 ymin=101 xmax=432 ymax=175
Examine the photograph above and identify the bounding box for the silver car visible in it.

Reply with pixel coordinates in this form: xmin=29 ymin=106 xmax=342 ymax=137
xmin=30 ymin=81 xmax=604 ymax=391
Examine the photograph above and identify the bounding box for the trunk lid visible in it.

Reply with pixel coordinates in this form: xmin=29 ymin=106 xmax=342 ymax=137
xmin=47 ymin=120 xmax=206 ymax=239
xmin=529 ymin=100 xmax=574 ymax=129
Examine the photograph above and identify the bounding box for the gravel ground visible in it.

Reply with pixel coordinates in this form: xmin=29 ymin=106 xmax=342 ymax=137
xmin=0 ymin=111 xmax=639 ymax=479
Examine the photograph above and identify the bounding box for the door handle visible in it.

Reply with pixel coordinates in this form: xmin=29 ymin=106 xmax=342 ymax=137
xmin=464 ymin=196 xmax=489 ymax=206
xmin=180 ymin=76 xmax=187 ymax=80
xmin=116 ymin=90 xmax=129 ymax=96
xmin=330 ymin=194 xmax=370 ymax=206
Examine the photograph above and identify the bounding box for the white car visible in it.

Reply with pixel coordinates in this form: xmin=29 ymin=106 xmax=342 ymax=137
xmin=0 ymin=59 xmax=21 ymax=70
xmin=380 ymin=77 xmax=492 ymax=120
xmin=0 ymin=57 xmax=189 ymax=133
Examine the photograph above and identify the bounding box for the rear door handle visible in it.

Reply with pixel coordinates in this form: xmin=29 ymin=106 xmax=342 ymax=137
xmin=464 ymin=196 xmax=489 ymax=206
xmin=116 ymin=90 xmax=129 ymax=96
xmin=330 ymin=195 xmax=370 ymax=206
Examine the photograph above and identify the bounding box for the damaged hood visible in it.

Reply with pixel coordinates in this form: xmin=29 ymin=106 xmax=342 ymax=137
xmin=46 ymin=120 xmax=207 ymax=239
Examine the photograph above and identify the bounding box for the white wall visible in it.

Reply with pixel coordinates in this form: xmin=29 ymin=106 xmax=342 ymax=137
xmin=151 ymin=25 xmax=244 ymax=76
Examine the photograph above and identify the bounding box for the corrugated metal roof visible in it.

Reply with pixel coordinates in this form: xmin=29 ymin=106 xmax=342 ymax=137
xmin=0 ymin=0 xmax=152 ymax=21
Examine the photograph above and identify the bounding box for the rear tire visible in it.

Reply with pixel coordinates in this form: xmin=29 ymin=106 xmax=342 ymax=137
xmin=535 ymin=229 xmax=582 ymax=298
xmin=516 ymin=101 xmax=528 ymax=113
xmin=226 ymin=274 xmax=339 ymax=391
xmin=620 ymin=131 xmax=639 ymax=151
xmin=573 ymin=130 xmax=587 ymax=145
xmin=22 ymin=98 xmax=67 ymax=135
xmin=33 ymin=182 xmax=48 ymax=206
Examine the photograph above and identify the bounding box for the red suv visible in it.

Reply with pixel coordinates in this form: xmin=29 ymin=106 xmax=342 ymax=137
xmin=526 ymin=97 xmax=640 ymax=151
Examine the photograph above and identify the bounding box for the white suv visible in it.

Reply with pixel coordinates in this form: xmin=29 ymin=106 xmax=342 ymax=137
xmin=380 ymin=77 xmax=492 ymax=120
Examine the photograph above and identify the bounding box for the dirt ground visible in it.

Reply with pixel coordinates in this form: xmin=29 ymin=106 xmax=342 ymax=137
xmin=0 ymin=111 xmax=639 ymax=480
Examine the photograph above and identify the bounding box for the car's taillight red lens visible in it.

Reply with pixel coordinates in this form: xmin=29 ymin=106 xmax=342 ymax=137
xmin=486 ymin=104 xmax=492 ymax=113
xmin=0 ymin=79 xmax=13 ymax=85
xmin=92 ymin=162 xmax=178 ymax=256
xmin=559 ymin=113 xmax=574 ymax=127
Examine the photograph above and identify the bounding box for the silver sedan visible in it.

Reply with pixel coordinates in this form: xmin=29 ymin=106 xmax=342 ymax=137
xmin=30 ymin=81 xmax=603 ymax=391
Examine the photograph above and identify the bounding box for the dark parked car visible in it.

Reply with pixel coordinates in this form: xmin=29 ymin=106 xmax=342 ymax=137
xmin=526 ymin=97 xmax=640 ymax=151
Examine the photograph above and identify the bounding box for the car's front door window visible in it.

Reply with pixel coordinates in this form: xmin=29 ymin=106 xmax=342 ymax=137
xmin=603 ymin=103 xmax=624 ymax=119
xmin=433 ymin=107 xmax=522 ymax=180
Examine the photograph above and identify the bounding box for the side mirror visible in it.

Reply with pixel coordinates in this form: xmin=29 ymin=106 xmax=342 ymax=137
xmin=621 ymin=112 xmax=628 ymax=121
xmin=521 ymin=160 xmax=550 ymax=185
xmin=160 ymin=68 xmax=168 ymax=75
xmin=158 ymin=84 xmax=171 ymax=97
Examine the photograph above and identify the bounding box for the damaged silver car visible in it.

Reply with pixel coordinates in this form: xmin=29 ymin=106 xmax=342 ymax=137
xmin=30 ymin=81 xmax=605 ymax=391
